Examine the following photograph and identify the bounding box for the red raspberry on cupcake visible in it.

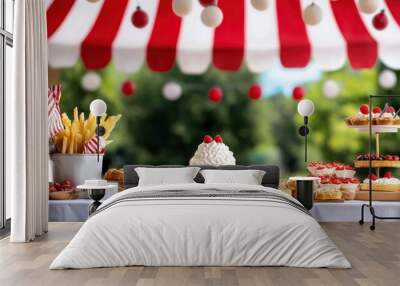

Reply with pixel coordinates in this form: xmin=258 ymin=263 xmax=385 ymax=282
xmin=214 ymin=134 xmax=223 ymax=143
xmin=384 ymin=171 xmax=393 ymax=178
xmin=373 ymin=106 xmax=382 ymax=114
xmin=385 ymin=155 xmax=393 ymax=161
xmin=203 ymin=135 xmax=213 ymax=144
xmin=360 ymin=104 xmax=369 ymax=115
xmin=388 ymin=106 xmax=396 ymax=113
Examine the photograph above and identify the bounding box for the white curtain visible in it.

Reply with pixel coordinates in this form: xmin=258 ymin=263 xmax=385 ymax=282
xmin=8 ymin=0 xmax=49 ymax=242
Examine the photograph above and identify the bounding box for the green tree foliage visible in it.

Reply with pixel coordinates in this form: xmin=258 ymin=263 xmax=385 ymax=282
xmin=251 ymin=66 xmax=380 ymax=176
xmin=59 ymin=63 xmax=265 ymax=170
xmin=306 ymin=66 xmax=377 ymax=164
xmin=59 ymin=62 xmax=399 ymax=177
xmin=267 ymin=95 xmax=303 ymax=174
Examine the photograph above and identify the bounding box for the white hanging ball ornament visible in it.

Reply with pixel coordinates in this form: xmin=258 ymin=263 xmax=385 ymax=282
xmin=89 ymin=99 xmax=107 ymax=116
xmin=163 ymin=81 xmax=182 ymax=101
xmin=303 ymin=3 xmax=323 ymax=26
xmin=81 ymin=72 xmax=101 ymax=91
xmin=173 ymin=0 xmax=192 ymax=17
xmin=297 ymin=99 xmax=315 ymax=117
xmin=323 ymin=80 xmax=341 ymax=98
xmin=358 ymin=0 xmax=379 ymax=14
xmin=201 ymin=5 xmax=223 ymax=28
xmin=251 ymin=0 xmax=269 ymax=11
xmin=379 ymin=70 xmax=397 ymax=89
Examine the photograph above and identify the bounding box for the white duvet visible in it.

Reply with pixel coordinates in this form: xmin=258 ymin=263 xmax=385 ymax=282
xmin=50 ymin=183 xmax=350 ymax=269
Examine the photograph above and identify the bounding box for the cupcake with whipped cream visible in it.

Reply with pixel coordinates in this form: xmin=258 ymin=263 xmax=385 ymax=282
xmin=363 ymin=172 xmax=400 ymax=184
xmin=352 ymin=104 xmax=370 ymax=125
xmin=371 ymin=106 xmax=382 ymax=124
xmin=376 ymin=105 xmax=395 ymax=125
xmin=189 ymin=135 xmax=236 ymax=166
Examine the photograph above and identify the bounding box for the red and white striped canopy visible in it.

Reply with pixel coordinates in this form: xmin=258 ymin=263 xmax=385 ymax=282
xmin=46 ymin=0 xmax=400 ymax=74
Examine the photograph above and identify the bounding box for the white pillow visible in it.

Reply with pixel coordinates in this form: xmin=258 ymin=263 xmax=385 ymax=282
xmin=135 ymin=167 xmax=201 ymax=186
xmin=200 ymin=169 xmax=266 ymax=185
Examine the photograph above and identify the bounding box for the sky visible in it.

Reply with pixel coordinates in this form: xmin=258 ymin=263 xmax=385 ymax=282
xmin=259 ymin=63 xmax=322 ymax=97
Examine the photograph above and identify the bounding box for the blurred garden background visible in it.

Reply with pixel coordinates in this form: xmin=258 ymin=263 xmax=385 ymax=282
xmin=58 ymin=63 xmax=400 ymax=176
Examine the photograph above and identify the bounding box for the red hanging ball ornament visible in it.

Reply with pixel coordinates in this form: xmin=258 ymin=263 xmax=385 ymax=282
xmin=121 ymin=80 xmax=136 ymax=96
xmin=292 ymin=86 xmax=305 ymax=101
xmin=208 ymin=87 xmax=223 ymax=103
xmin=199 ymin=0 xmax=215 ymax=7
xmin=132 ymin=6 xmax=148 ymax=29
xmin=373 ymin=10 xmax=388 ymax=30
xmin=248 ymin=84 xmax=262 ymax=100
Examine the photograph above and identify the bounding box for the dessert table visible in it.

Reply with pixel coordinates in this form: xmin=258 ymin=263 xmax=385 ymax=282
xmin=49 ymin=199 xmax=92 ymax=222
xmin=49 ymin=184 xmax=118 ymax=222
xmin=48 ymin=199 xmax=400 ymax=222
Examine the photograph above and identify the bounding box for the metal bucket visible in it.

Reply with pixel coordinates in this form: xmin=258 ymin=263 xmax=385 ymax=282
xmin=51 ymin=154 xmax=104 ymax=199
xmin=51 ymin=154 xmax=103 ymax=186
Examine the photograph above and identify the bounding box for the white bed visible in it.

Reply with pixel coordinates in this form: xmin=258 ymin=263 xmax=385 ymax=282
xmin=50 ymin=183 xmax=350 ymax=269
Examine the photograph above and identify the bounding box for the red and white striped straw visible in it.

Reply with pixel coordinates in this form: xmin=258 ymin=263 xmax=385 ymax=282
xmin=48 ymin=84 xmax=64 ymax=138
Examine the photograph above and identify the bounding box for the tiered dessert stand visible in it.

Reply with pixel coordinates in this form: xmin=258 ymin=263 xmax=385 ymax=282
xmin=350 ymin=95 xmax=400 ymax=230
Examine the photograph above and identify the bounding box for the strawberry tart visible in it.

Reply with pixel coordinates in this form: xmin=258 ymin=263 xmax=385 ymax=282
xmin=345 ymin=104 xmax=370 ymax=126
xmin=376 ymin=106 xmax=395 ymax=125
xmin=345 ymin=104 xmax=400 ymax=126
xmin=189 ymin=135 xmax=236 ymax=166
xmin=361 ymin=172 xmax=400 ymax=192
xmin=355 ymin=153 xmax=400 ymax=168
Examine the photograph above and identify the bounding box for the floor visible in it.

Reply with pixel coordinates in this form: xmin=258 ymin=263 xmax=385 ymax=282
xmin=0 ymin=219 xmax=11 ymax=239
xmin=0 ymin=223 xmax=399 ymax=286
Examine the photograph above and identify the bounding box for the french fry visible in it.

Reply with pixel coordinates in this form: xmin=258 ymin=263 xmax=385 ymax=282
xmin=101 ymin=114 xmax=107 ymax=124
xmin=61 ymin=136 xmax=68 ymax=154
xmin=79 ymin=112 xmax=85 ymax=131
xmin=68 ymin=133 xmax=74 ymax=154
xmin=85 ymin=114 xmax=96 ymax=138
xmin=76 ymin=134 xmax=83 ymax=153
xmin=62 ymin=113 xmax=71 ymax=129
xmin=73 ymin=107 xmax=79 ymax=123
xmin=103 ymin=115 xmax=121 ymax=140
xmin=53 ymin=106 xmax=121 ymax=154
xmin=74 ymin=134 xmax=79 ymax=153
xmin=84 ymin=129 xmax=92 ymax=142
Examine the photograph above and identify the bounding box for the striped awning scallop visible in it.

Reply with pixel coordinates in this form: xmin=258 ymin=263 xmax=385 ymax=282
xmin=46 ymin=0 xmax=400 ymax=74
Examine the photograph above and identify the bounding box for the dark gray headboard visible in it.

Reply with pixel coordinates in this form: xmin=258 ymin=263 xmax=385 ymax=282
xmin=123 ymin=165 xmax=280 ymax=190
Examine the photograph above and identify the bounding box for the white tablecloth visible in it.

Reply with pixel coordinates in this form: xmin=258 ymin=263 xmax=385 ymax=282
xmin=49 ymin=199 xmax=400 ymax=222
xmin=49 ymin=199 xmax=91 ymax=222
xmin=49 ymin=186 xmax=118 ymax=222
